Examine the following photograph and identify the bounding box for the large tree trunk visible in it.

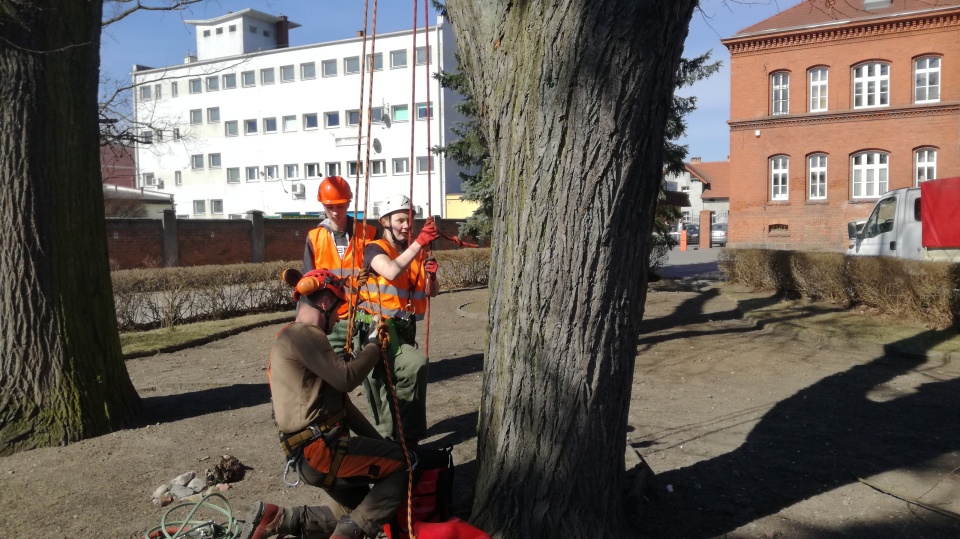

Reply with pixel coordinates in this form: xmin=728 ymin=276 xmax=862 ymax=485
xmin=446 ymin=1 xmax=697 ymax=536
xmin=0 ymin=0 xmax=140 ymax=455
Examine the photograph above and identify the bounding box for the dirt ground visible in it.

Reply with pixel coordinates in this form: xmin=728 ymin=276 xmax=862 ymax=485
xmin=2 ymin=281 xmax=959 ymax=538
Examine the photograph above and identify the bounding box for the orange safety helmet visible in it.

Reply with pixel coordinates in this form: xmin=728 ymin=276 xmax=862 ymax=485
xmin=318 ymin=176 xmax=352 ymax=205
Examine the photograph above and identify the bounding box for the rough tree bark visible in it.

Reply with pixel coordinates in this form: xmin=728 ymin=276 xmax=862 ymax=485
xmin=0 ymin=0 xmax=141 ymax=455
xmin=445 ymin=1 xmax=698 ymax=536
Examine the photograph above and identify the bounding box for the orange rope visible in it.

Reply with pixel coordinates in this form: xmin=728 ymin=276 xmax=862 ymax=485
xmin=421 ymin=0 xmax=434 ymax=360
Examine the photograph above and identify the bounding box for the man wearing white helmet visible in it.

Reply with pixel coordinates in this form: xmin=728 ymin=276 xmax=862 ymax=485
xmin=356 ymin=194 xmax=440 ymax=445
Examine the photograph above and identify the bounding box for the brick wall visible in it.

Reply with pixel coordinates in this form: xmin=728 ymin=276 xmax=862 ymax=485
xmin=106 ymin=215 xmax=485 ymax=269
xmin=725 ymin=12 xmax=960 ymax=251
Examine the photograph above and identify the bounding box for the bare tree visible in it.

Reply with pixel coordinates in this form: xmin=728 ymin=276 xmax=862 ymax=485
xmin=444 ymin=1 xmax=698 ymax=536
xmin=0 ymin=0 xmax=140 ymax=455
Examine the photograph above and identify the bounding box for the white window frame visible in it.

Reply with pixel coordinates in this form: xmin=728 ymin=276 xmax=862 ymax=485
xmin=284 ymin=164 xmax=299 ymax=180
xmin=193 ymin=200 xmax=206 ymax=214
xmin=365 ymin=53 xmax=383 ymax=72
xmin=770 ymin=155 xmax=789 ymax=201
xmin=416 ymin=102 xmax=432 ymax=120
xmin=347 ymin=161 xmax=364 ymax=177
xmin=226 ymin=167 xmax=240 ymax=184
xmin=344 ymin=56 xmax=360 ymax=75
xmin=154 ymin=84 xmax=162 ymax=99
xmin=222 ymin=73 xmax=237 ymax=90
xmin=324 ymin=111 xmax=340 ymax=128
xmin=808 ymin=67 xmax=828 ymax=112
xmin=241 ymin=71 xmax=256 ymax=87
xmin=207 ymin=107 xmax=220 ymax=123
xmin=915 ymin=148 xmax=937 ymax=186
xmin=282 ymin=115 xmax=297 ymax=133
xmin=191 ymin=154 xmax=204 ymax=170
xmin=189 ymin=78 xmax=202 ymax=94
xmin=171 ymin=81 xmax=178 ymax=97
xmin=370 ymin=160 xmax=386 ymax=176
xmin=415 ymin=46 xmax=430 ymax=66
xmin=225 ymin=120 xmax=239 ymax=137
xmin=173 ymin=128 xmax=181 ymax=140
xmin=142 ymin=172 xmax=156 ymax=186
xmin=853 ymin=62 xmax=889 ymax=109
xmin=346 ymin=109 xmax=360 ymax=126
xmin=189 ymin=109 xmax=202 ymax=124
xmin=914 ymin=57 xmax=940 ymax=104
xmin=301 ymin=62 xmax=316 ymax=80
xmin=808 ymin=153 xmax=827 ymax=200
xmin=211 ymin=199 xmax=224 ymax=215
xmin=392 ymin=104 xmax=409 ymax=122
xmin=141 ymin=130 xmax=153 ymax=144
xmin=322 ymin=59 xmax=337 ymax=77
xmin=174 ymin=171 xmax=182 ymax=186
xmin=392 ymin=157 xmax=409 ymax=175
xmin=325 ymin=162 xmax=341 ymax=177
xmin=771 ymin=72 xmax=789 ymax=115
xmin=370 ymin=106 xmax=384 ymax=123
xmin=205 ymin=75 xmax=219 ymax=92
xmin=263 ymin=165 xmax=279 ymax=182
xmin=244 ymin=119 xmax=258 ymax=135
xmin=305 ymin=163 xmax=321 ymax=179
xmin=263 ymin=117 xmax=278 ymax=134
xmin=208 ymin=153 xmax=222 ymax=169
xmin=851 ymin=151 xmax=889 ymax=199
xmin=303 ymin=113 xmax=319 ymax=130
xmin=390 ymin=49 xmax=407 ymax=69
xmin=416 ymin=156 xmax=433 ymax=174
xmin=280 ymin=64 xmax=295 ymax=83
xmin=260 ymin=68 xmax=275 ymax=85
xmin=246 ymin=166 xmax=260 ymax=182
xmin=139 ymin=85 xmax=152 ymax=101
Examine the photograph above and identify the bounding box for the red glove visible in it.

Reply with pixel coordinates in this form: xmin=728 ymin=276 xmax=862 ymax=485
xmin=415 ymin=217 xmax=440 ymax=247
xmin=424 ymin=257 xmax=439 ymax=275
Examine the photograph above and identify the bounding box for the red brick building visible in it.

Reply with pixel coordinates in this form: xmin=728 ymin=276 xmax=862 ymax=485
xmin=722 ymin=0 xmax=960 ymax=250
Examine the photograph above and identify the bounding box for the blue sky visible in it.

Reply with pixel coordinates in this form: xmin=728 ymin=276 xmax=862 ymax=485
xmin=100 ymin=0 xmax=788 ymax=163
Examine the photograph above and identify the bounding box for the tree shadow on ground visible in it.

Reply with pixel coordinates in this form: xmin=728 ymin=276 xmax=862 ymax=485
xmin=642 ymin=336 xmax=960 ymax=538
xmin=138 ymin=383 xmax=270 ymax=424
xmin=428 ymin=353 xmax=483 ymax=384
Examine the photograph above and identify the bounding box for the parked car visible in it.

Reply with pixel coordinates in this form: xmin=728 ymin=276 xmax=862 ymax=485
xmin=711 ymin=223 xmax=728 ymax=247
xmin=684 ymin=225 xmax=700 ymax=247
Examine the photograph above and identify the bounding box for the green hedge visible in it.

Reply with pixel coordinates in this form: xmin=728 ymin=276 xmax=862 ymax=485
xmin=112 ymin=249 xmax=492 ymax=331
xmin=719 ymin=248 xmax=960 ymax=328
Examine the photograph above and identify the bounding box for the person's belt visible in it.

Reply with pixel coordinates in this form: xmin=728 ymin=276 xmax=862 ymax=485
xmin=279 ymin=409 xmax=346 ymax=458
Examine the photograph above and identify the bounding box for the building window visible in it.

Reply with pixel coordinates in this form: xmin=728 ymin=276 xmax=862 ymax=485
xmin=322 ymin=59 xmax=337 ymax=77
xmin=191 ymin=154 xmax=204 ymax=169
xmin=303 ymin=113 xmax=319 ymax=129
xmin=344 ymin=56 xmax=360 ymax=75
xmin=173 ymin=128 xmax=180 ymax=140
xmin=223 ymin=73 xmax=237 ymax=89
xmin=226 ymin=167 xmax=240 ymax=184
xmin=282 ymin=115 xmax=297 ymax=132
xmin=263 ymin=165 xmax=278 ymax=181
xmin=263 ymin=29 xmax=271 ymax=37
xmin=851 ymin=151 xmax=889 ymax=198
xmin=770 ymin=155 xmax=789 ymax=201
xmin=809 ymin=67 xmax=827 ymax=112
xmin=202 ymin=29 xmax=211 ymax=37
xmin=853 ymin=62 xmax=889 ymax=109
xmin=346 ymin=110 xmax=360 ymax=126
xmin=285 ymin=164 xmax=299 ymax=179
xmin=249 ymin=25 xmax=258 ymax=34
xmin=915 ymin=148 xmax=937 ymax=185
xmin=280 ymin=65 xmax=295 ymax=83
xmin=211 ymin=199 xmax=224 ymax=214
xmin=154 ymin=84 xmax=162 ymax=99
xmin=206 ymin=76 xmax=219 ymax=92
xmin=914 ymin=57 xmax=940 ymax=103
xmin=207 ymin=107 xmax=220 ymax=123
xmin=242 ymin=71 xmax=256 ymax=87
xmin=393 ymin=158 xmax=409 ymax=175
xmin=229 ymin=24 xmax=236 ymax=32
xmin=324 ymin=111 xmax=340 ymax=128
xmin=808 ymin=153 xmax=827 ymax=200
xmin=171 ymin=81 xmax=178 ymax=97
xmin=390 ymin=49 xmax=407 ymax=69
xmin=261 ymin=68 xmax=275 ymax=85
xmin=262 ymin=117 xmax=277 ymax=134
xmin=141 ymin=130 xmax=153 ymax=144
xmin=305 ymin=163 xmax=321 ymax=178
xmin=370 ymin=106 xmax=384 ymax=123
xmin=347 ymin=161 xmax=364 ymax=177
xmin=416 ymin=102 xmax=433 ymax=120
xmin=301 ymin=62 xmax=316 ymax=80
xmin=155 ymin=130 xmax=163 ymax=142
xmin=142 ymin=172 xmax=156 ymax=186
xmin=245 ymin=119 xmax=258 ymax=135
xmin=208 ymin=153 xmax=222 ymax=168
xmin=416 ymin=156 xmax=433 ymax=173
xmin=246 ymin=167 xmax=259 ymax=182
xmin=189 ymin=109 xmax=202 ymax=124
xmin=771 ymin=72 xmax=789 ymax=115
xmin=193 ymin=200 xmax=206 ymax=214
xmin=216 ymin=27 xmax=223 ymax=35
xmin=225 ymin=120 xmax=239 ymax=137
xmin=365 ymin=53 xmax=383 ymax=72
xmin=175 ymin=171 xmax=182 ymax=186
xmin=370 ymin=160 xmax=386 ymax=176
xmin=189 ymin=78 xmax=202 ymax=94
xmin=139 ymin=85 xmax=152 ymax=101
xmin=392 ymin=104 xmax=409 ymax=122
xmin=325 ymin=162 xmax=341 ymax=177
xmin=415 ymin=46 xmax=430 ymax=65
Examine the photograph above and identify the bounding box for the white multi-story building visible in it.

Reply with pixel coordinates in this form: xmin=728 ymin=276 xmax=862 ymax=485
xmin=131 ymin=9 xmax=463 ymax=219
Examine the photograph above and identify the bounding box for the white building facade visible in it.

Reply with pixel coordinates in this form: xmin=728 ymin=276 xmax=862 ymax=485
xmin=132 ymin=9 xmax=463 ymax=219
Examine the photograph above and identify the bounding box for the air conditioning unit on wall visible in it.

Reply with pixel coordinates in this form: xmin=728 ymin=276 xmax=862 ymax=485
xmin=291 ymin=183 xmax=305 ymax=199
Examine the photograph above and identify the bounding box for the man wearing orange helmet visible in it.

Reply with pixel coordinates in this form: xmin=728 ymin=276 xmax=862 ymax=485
xmin=303 ymin=176 xmax=379 ymax=356
xmin=241 ymin=268 xmax=410 ymax=539
xmin=356 ymin=194 xmax=441 ymax=446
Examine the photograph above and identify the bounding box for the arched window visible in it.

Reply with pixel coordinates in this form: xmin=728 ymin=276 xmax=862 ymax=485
xmin=808 ymin=67 xmax=828 ymax=112
xmin=914 ymin=56 xmax=941 ymax=103
xmin=770 ymin=155 xmax=789 ymax=201
xmin=807 ymin=154 xmax=827 ymax=200
xmin=915 ymin=148 xmax=937 ymax=185
xmin=851 ymin=151 xmax=889 ymax=198
xmin=852 ymin=62 xmax=889 ymax=109
xmin=771 ymin=72 xmax=790 ymax=115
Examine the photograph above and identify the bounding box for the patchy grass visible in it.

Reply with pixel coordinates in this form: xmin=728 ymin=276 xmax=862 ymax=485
xmin=120 ymin=310 xmax=291 ymax=358
xmin=722 ymin=283 xmax=960 ymax=357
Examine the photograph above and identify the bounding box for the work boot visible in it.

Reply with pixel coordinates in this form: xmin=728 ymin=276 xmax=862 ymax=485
xmin=240 ymin=501 xmax=284 ymax=539
xmin=330 ymin=515 xmax=368 ymax=539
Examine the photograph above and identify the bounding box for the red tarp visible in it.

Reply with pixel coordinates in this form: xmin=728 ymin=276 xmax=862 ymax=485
xmin=921 ymin=177 xmax=960 ymax=248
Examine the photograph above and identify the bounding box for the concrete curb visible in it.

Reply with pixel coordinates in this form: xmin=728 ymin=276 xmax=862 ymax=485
xmin=122 ymin=313 xmax=291 ymax=360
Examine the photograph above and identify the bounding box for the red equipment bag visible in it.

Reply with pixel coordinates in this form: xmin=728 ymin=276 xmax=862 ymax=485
xmin=384 ymin=446 xmax=462 ymax=539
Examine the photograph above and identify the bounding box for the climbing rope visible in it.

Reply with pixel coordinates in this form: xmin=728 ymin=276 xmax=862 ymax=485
xmin=141 ymin=493 xmax=242 ymax=539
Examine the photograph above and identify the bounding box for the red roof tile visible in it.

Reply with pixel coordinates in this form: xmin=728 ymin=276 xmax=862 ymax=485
xmin=685 ymin=161 xmax=729 ymax=200
xmin=733 ymin=0 xmax=960 ymax=37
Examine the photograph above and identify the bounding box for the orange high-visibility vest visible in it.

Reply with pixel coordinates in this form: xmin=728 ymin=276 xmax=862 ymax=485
xmin=357 ymin=239 xmax=428 ymax=320
xmin=304 ymin=219 xmax=378 ymax=318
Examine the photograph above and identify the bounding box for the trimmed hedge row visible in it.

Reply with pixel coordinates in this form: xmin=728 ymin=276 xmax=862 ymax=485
xmin=719 ymin=249 xmax=960 ymax=328
xmin=112 ymin=248 xmax=492 ymax=331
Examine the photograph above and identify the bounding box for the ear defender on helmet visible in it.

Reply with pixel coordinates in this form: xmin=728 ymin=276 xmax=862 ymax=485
xmin=281 ymin=268 xmax=347 ymax=304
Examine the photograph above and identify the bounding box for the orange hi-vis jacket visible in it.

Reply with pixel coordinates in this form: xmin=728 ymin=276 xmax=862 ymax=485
xmin=357 ymin=238 xmax=428 ymax=320
xmin=303 ymin=217 xmax=378 ymax=318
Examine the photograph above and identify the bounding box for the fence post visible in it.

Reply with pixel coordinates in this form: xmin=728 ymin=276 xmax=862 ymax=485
xmin=700 ymin=209 xmax=714 ymax=249
xmin=247 ymin=210 xmax=265 ymax=263
xmin=162 ymin=209 xmax=179 ymax=267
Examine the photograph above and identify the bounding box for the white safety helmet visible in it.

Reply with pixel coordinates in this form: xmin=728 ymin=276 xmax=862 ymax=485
xmin=378 ymin=194 xmax=412 ymax=219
